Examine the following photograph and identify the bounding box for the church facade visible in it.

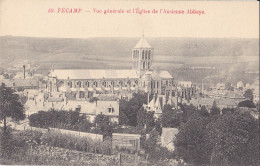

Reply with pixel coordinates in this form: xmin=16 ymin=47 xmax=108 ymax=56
xmin=47 ymin=37 xmax=175 ymax=99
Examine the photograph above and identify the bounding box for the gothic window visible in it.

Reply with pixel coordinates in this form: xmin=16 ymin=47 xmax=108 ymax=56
xmin=79 ymin=91 xmax=85 ymax=98
xmin=108 ymin=106 xmax=114 ymax=113
xmin=142 ymin=50 xmax=144 ymax=59
xmin=143 ymin=62 xmax=145 ymax=69
xmin=148 ymin=62 xmax=150 ymax=69
xmin=85 ymin=81 xmax=89 ymax=87
xmin=145 ymin=54 xmax=147 ymax=60
xmin=157 ymin=81 xmax=159 ymax=88
xmin=149 ymin=50 xmax=151 ymax=56
xmin=93 ymin=81 xmax=97 ymax=87
xmin=127 ymin=80 xmax=131 ymax=85
xmin=135 ymin=80 xmax=138 ymax=84
xmin=77 ymin=81 xmax=81 ymax=88
xmin=68 ymin=81 xmax=72 ymax=88
xmin=102 ymin=81 xmax=106 ymax=87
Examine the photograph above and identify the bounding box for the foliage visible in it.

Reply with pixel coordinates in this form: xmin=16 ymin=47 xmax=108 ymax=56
xmin=199 ymin=106 xmax=210 ymax=117
xmin=89 ymin=97 xmax=99 ymax=103
xmin=137 ymin=107 xmax=155 ymax=132
xmin=12 ymin=130 xmax=43 ymax=148
xmin=93 ymin=114 xmax=114 ymax=137
xmin=238 ymin=100 xmax=256 ymax=108
xmin=142 ymin=129 xmax=174 ymax=162
xmin=210 ymin=100 xmax=220 ymax=115
xmin=29 ymin=109 xmax=92 ymax=132
xmin=161 ymin=104 xmax=181 ymax=128
xmin=244 ymin=89 xmax=254 ymax=101
xmin=225 ymin=82 xmax=234 ymax=91
xmin=40 ymin=131 xmax=112 ymax=155
xmin=221 ymin=108 xmax=235 ymax=114
xmin=206 ymin=112 xmax=259 ymax=166
xmin=0 ymin=129 xmax=13 ymax=158
xmin=174 ymin=111 xmax=259 ymax=166
xmin=0 ymin=83 xmax=25 ymax=158
xmin=0 ymin=83 xmax=25 ymax=128
xmin=142 ymin=129 xmax=159 ymax=159
xmin=119 ymin=92 xmax=151 ymax=126
xmin=174 ymin=114 xmax=211 ymax=166
xmin=180 ymin=104 xmax=197 ymax=124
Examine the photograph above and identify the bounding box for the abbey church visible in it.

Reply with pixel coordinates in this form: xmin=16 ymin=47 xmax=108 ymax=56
xmin=47 ymin=36 xmax=175 ymax=99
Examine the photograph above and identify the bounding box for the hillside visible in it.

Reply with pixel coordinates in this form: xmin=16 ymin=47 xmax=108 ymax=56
xmin=0 ymin=36 xmax=258 ymax=84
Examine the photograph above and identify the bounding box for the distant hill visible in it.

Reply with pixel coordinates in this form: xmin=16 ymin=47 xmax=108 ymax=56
xmin=0 ymin=36 xmax=258 ymax=84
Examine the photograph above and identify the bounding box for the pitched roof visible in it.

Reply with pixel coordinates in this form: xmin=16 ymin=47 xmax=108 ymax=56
xmin=148 ymin=97 xmax=155 ymax=108
xmin=190 ymin=98 xmax=214 ymax=106
xmin=134 ymin=38 xmax=152 ymax=48
xmin=0 ymin=79 xmax=39 ymax=88
xmin=49 ymin=69 xmax=139 ymax=80
xmin=158 ymin=71 xmax=173 ymax=79
xmin=143 ymin=70 xmax=173 ymax=80
xmin=215 ymin=98 xmax=237 ymax=107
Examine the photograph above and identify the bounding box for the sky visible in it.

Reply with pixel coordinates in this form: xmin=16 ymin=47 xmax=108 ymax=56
xmin=0 ymin=0 xmax=259 ymax=38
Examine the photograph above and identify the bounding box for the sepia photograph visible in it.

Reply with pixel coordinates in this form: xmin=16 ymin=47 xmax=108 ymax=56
xmin=0 ymin=0 xmax=259 ymax=165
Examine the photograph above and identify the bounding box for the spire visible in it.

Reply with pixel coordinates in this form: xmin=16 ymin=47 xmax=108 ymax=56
xmin=134 ymin=37 xmax=151 ymax=48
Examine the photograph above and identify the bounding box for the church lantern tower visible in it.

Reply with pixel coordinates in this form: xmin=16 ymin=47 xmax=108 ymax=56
xmin=132 ymin=35 xmax=153 ymax=77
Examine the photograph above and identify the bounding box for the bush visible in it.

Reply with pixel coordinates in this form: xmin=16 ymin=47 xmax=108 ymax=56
xmin=0 ymin=129 xmax=13 ymax=158
xmin=29 ymin=109 xmax=92 ymax=132
xmin=14 ymin=130 xmax=43 ymax=146
xmin=40 ymin=131 xmax=112 ymax=155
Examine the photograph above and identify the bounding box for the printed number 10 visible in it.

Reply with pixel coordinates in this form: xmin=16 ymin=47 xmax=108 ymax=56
xmin=48 ymin=8 xmax=55 ymax=13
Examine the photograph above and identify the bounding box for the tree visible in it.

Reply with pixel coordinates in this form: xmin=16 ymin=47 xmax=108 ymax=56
xmin=221 ymin=108 xmax=235 ymax=114
xmin=161 ymin=104 xmax=181 ymax=128
xmin=238 ymin=100 xmax=256 ymax=108
xmin=119 ymin=92 xmax=149 ymax=126
xmin=210 ymin=100 xmax=220 ymax=115
xmin=94 ymin=114 xmax=113 ymax=137
xmin=174 ymin=114 xmax=211 ymax=166
xmin=244 ymin=89 xmax=253 ymax=101
xmin=0 ymin=83 xmax=25 ymax=157
xmin=175 ymin=110 xmax=259 ymax=166
xmin=142 ymin=129 xmax=160 ymax=160
xmin=199 ymin=106 xmax=210 ymax=117
xmin=225 ymin=82 xmax=234 ymax=91
xmin=137 ymin=107 xmax=146 ymax=128
xmin=137 ymin=107 xmax=155 ymax=132
xmin=206 ymin=112 xmax=259 ymax=166
xmin=180 ymin=104 xmax=197 ymax=123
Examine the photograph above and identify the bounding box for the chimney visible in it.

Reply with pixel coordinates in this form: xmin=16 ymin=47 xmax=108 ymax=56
xmin=147 ymin=93 xmax=150 ymax=104
xmin=23 ymin=65 xmax=26 ymax=79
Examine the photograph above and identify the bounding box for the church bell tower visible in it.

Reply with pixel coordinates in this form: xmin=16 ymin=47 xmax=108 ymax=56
xmin=132 ymin=34 xmax=153 ymax=77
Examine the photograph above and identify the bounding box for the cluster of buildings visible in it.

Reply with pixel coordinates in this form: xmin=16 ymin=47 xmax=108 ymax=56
xmin=1 ymin=36 xmax=259 ymax=154
xmin=0 ymin=36 xmax=258 ymax=125
xmin=0 ymin=36 xmax=192 ymax=123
